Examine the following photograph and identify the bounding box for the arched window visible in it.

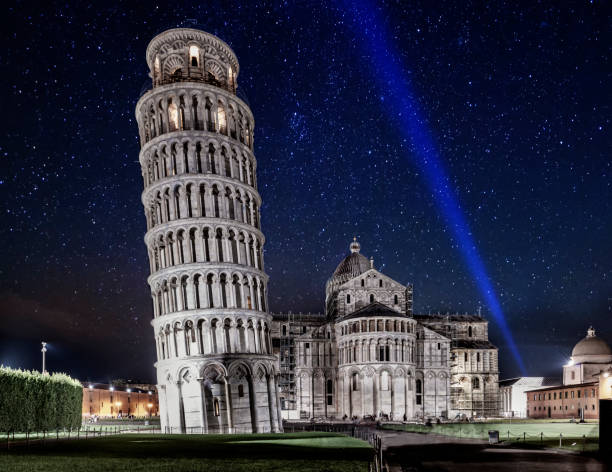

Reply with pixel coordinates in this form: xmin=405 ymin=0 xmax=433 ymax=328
xmin=381 ymin=371 xmax=389 ymax=391
xmin=346 ymin=294 xmax=351 ymax=304
xmin=416 ymin=379 xmax=422 ymax=405
xmin=379 ymin=279 xmax=383 ymax=287
xmin=326 ymin=379 xmax=333 ymax=406
xmin=394 ymin=295 xmax=399 ymax=305
xmin=472 ymin=377 xmax=480 ymax=390
xmin=468 ymin=326 xmax=473 ymax=337
xmin=352 ymin=373 xmax=359 ymax=391
xmin=370 ymin=294 xmax=374 ymax=303
xmin=238 ymin=384 xmax=244 ymax=397
xmin=168 ymin=102 xmax=179 ymax=131
xmin=189 ymin=45 xmax=199 ymax=67
xmin=361 ymin=279 xmax=365 ymax=287
xmin=213 ymin=398 xmax=220 ymax=416
xmin=217 ymin=102 xmax=227 ymax=134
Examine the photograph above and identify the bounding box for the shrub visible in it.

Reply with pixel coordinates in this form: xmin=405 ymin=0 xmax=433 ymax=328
xmin=0 ymin=366 xmax=82 ymax=433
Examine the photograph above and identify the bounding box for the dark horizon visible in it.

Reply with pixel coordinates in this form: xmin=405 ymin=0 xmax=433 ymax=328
xmin=1 ymin=1 xmax=610 ymax=384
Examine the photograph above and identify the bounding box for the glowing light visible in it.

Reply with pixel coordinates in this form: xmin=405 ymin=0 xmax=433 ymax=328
xmin=189 ymin=45 xmax=199 ymax=66
xmin=340 ymin=0 xmax=526 ymax=374
xmin=88 ymin=384 xmax=94 ymax=390
xmin=566 ymin=359 xmax=574 ymax=367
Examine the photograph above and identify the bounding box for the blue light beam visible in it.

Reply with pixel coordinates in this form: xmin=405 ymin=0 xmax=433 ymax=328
xmin=339 ymin=0 xmax=526 ymax=375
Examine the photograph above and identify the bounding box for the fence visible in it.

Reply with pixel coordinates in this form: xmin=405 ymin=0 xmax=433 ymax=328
xmin=1 ymin=425 xmax=162 ymax=449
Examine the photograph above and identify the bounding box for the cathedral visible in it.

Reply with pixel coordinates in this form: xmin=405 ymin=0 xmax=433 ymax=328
xmin=135 ymin=26 xmax=500 ymax=433
xmin=271 ymin=239 xmax=500 ymax=421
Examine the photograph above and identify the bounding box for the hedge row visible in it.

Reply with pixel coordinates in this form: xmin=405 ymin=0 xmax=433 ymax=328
xmin=0 ymin=366 xmax=82 ymax=432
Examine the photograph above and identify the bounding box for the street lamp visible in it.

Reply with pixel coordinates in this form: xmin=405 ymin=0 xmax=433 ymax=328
xmin=41 ymin=342 xmax=48 ymax=375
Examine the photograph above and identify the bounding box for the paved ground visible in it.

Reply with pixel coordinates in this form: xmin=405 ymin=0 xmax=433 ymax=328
xmin=379 ymin=430 xmax=609 ymax=472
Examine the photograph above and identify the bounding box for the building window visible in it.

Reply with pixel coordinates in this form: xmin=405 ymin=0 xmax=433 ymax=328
xmin=238 ymin=385 xmax=244 ymax=397
xmin=370 ymin=294 xmax=375 ymax=303
xmin=577 ymin=390 xmax=581 ymax=398
xmin=282 ymin=325 xmax=287 ymax=336
xmin=554 ymin=392 xmax=557 ymax=400
xmin=361 ymin=279 xmax=364 ymax=287
xmin=477 ymin=352 xmax=480 ymax=362
xmin=416 ymin=379 xmax=422 ymax=405
xmin=571 ymin=391 xmax=575 ymax=399
xmin=394 ymin=295 xmax=398 ymax=304
xmin=468 ymin=326 xmax=472 ymax=337
xmin=472 ymin=378 xmax=480 ymax=390
xmin=565 ymin=392 xmax=568 ymax=399
xmin=379 ymin=279 xmax=383 ymax=287
xmin=189 ymin=45 xmax=199 ymax=67
xmin=214 ymin=398 xmax=220 ymax=416
xmin=347 ymin=294 xmax=351 ymax=304
xmin=326 ymin=379 xmax=333 ymax=405
xmin=464 ymin=352 xmax=468 ymax=362
xmin=352 ymin=373 xmax=359 ymax=391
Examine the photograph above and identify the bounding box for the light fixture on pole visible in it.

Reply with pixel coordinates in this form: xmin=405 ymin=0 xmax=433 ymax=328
xmin=41 ymin=342 xmax=48 ymax=375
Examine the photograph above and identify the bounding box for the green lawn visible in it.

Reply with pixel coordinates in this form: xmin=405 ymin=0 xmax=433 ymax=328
xmin=0 ymin=432 xmax=374 ymax=472
xmin=383 ymin=421 xmax=599 ymax=450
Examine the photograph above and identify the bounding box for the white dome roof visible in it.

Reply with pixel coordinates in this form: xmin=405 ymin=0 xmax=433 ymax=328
xmin=571 ymin=327 xmax=612 ymax=359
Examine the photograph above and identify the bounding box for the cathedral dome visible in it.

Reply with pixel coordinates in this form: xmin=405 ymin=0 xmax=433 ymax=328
xmin=571 ymin=327 xmax=612 ymax=358
xmin=332 ymin=238 xmax=371 ymax=281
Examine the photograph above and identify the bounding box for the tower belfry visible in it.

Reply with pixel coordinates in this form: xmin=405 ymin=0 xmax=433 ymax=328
xmin=136 ymin=28 xmax=281 ymax=433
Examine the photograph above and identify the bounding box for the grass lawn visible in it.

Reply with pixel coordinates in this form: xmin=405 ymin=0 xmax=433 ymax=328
xmin=0 ymin=432 xmax=374 ymax=472
xmin=383 ymin=421 xmax=599 ymax=451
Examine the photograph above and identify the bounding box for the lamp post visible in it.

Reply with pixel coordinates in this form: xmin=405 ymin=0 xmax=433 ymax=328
xmin=41 ymin=342 xmax=48 ymax=375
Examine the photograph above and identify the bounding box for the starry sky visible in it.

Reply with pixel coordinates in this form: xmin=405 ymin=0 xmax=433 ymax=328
xmin=1 ymin=0 xmax=610 ymax=384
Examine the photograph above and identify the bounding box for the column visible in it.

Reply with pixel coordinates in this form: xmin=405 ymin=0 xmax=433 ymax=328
xmin=274 ymin=375 xmax=283 ymax=432
xmin=177 ymin=381 xmax=186 ymax=433
xmin=223 ymin=378 xmax=233 ymax=433
xmin=248 ymin=375 xmax=259 ymax=433
xmin=266 ymin=374 xmax=278 ymax=432
xmin=199 ymin=379 xmax=209 ymax=433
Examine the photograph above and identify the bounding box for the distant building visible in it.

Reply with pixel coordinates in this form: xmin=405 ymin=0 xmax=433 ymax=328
xmin=271 ymin=239 xmax=500 ymax=421
xmin=82 ymin=383 xmax=159 ymax=418
xmin=499 ymin=377 xmax=559 ymax=418
xmin=526 ymin=382 xmax=600 ymax=420
xmin=526 ymin=327 xmax=612 ymax=420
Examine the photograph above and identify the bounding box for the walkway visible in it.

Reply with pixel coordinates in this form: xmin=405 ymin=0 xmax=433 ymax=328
xmin=379 ymin=430 xmax=607 ymax=472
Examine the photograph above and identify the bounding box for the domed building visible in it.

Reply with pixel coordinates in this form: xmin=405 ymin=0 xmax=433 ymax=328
xmin=271 ymin=239 xmax=501 ymax=421
xmin=526 ymin=327 xmax=611 ymax=420
xmin=564 ymin=327 xmax=612 ymax=385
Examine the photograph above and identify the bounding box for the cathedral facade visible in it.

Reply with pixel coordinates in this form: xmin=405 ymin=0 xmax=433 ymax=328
xmin=272 ymin=239 xmax=500 ymax=421
xmin=136 ymin=28 xmax=281 ymax=433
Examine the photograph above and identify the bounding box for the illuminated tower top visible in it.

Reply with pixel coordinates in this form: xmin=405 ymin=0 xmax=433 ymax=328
xmin=146 ymin=28 xmax=239 ymax=93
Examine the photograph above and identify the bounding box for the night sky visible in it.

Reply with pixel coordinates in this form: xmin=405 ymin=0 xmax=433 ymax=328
xmin=1 ymin=1 xmax=610 ymax=384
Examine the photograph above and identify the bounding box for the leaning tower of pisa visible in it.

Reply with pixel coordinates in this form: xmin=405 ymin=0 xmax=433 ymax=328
xmin=135 ymin=28 xmax=282 ymax=433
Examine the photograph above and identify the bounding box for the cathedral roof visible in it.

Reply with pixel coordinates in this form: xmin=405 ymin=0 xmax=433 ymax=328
xmin=414 ymin=313 xmax=485 ymax=322
xmin=571 ymin=327 xmax=612 ymax=358
xmin=331 ymin=237 xmax=371 ymax=283
xmin=338 ymin=301 xmax=407 ymax=321
xmin=452 ymin=339 xmax=497 ymax=350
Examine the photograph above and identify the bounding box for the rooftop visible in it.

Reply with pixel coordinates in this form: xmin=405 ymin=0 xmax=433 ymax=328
xmin=338 ymin=301 xmax=407 ymax=321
